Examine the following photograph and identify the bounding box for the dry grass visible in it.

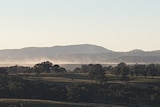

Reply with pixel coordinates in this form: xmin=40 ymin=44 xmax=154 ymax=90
xmin=0 ymin=98 xmax=125 ymax=107
xmin=27 ymin=72 xmax=96 ymax=84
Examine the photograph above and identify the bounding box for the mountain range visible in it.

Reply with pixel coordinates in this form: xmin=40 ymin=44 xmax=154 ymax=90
xmin=0 ymin=44 xmax=160 ymax=65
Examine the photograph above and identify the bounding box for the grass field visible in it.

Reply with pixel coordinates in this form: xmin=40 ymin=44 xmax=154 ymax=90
xmin=23 ymin=73 xmax=95 ymax=84
xmin=2 ymin=72 xmax=160 ymax=107
xmin=23 ymin=72 xmax=160 ymax=85
xmin=0 ymin=99 xmax=125 ymax=107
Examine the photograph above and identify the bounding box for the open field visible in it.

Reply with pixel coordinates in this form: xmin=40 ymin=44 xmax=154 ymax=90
xmin=21 ymin=72 xmax=160 ymax=86
xmin=0 ymin=72 xmax=159 ymax=106
xmin=0 ymin=99 xmax=125 ymax=107
xmin=25 ymin=73 xmax=95 ymax=84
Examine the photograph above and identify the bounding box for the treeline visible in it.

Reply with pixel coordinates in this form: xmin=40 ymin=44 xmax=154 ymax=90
xmin=74 ymin=62 xmax=160 ymax=79
xmin=0 ymin=61 xmax=67 ymax=75
xmin=0 ymin=76 xmax=159 ymax=106
xmin=1 ymin=61 xmax=160 ymax=78
xmin=0 ymin=61 xmax=160 ymax=84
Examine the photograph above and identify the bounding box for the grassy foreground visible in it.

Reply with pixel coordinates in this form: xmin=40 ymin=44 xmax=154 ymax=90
xmin=0 ymin=99 xmax=124 ymax=107
xmin=0 ymin=99 xmax=92 ymax=107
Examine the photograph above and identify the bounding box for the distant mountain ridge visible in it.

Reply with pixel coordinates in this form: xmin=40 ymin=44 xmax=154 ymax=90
xmin=0 ymin=44 xmax=160 ymax=64
xmin=2 ymin=44 xmax=112 ymax=54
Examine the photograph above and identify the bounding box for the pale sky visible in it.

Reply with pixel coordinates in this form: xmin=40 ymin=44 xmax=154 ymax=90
xmin=0 ymin=0 xmax=160 ymax=51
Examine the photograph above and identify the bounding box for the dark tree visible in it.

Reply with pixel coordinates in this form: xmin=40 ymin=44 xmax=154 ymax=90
xmin=59 ymin=67 xmax=67 ymax=72
xmin=52 ymin=64 xmax=60 ymax=72
xmin=147 ymin=64 xmax=158 ymax=78
xmin=33 ymin=63 xmax=44 ymax=75
xmin=135 ymin=64 xmax=147 ymax=78
xmin=115 ymin=62 xmax=130 ymax=81
xmin=0 ymin=67 xmax=8 ymax=76
xmin=81 ymin=65 xmax=89 ymax=73
xmin=88 ymin=64 xmax=107 ymax=83
xmin=73 ymin=68 xmax=82 ymax=73
xmin=113 ymin=66 xmax=121 ymax=78
xmin=33 ymin=61 xmax=53 ymax=74
xmin=134 ymin=64 xmax=142 ymax=77
xmin=40 ymin=61 xmax=53 ymax=73
xmin=103 ymin=65 xmax=113 ymax=73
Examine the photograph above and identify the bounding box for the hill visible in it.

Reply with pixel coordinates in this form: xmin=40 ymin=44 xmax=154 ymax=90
xmin=0 ymin=44 xmax=160 ymax=64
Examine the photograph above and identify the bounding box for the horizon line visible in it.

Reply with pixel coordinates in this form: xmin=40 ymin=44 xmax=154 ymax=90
xmin=0 ymin=44 xmax=159 ymax=52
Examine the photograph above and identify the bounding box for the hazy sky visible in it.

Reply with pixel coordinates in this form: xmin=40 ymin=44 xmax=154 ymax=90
xmin=0 ymin=0 xmax=160 ymax=51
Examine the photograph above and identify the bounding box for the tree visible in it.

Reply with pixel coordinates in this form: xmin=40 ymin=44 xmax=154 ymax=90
xmin=33 ymin=61 xmax=53 ymax=74
xmin=88 ymin=64 xmax=107 ymax=83
xmin=134 ymin=64 xmax=142 ymax=77
xmin=113 ymin=66 xmax=121 ymax=78
xmin=81 ymin=65 xmax=90 ymax=73
xmin=147 ymin=64 xmax=158 ymax=78
xmin=0 ymin=67 xmax=8 ymax=76
xmin=129 ymin=65 xmax=134 ymax=77
xmin=59 ymin=67 xmax=67 ymax=72
xmin=51 ymin=64 xmax=60 ymax=72
xmin=40 ymin=61 xmax=53 ymax=73
xmin=66 ymin=85 xmax=90 ymax=102
xmin=103 ymin=65 xmax=113 ymax=73
xmin=115 ymin=62 xmax=130 ymax=81
xmin=33 ymin=63 xmax=44 ymax=75
xmin=73 ymin=67 xmax=82 ymax=73
xmin=156 ymin=64 xmax=160 ymax=76
xmin=137 ymin=65 xmax=147 ymax=78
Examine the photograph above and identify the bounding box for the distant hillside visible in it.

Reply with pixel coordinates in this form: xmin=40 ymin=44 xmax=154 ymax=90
xmin=0 ymin=44 xmax=112 ymax=56
xmin=0 ymin=44 xmax=160 ymax=65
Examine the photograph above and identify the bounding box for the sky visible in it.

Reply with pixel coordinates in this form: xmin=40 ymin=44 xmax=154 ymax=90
xmin=0 ymin=0 xmax=160 ymax=51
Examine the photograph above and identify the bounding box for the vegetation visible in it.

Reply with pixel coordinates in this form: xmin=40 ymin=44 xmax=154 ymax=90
xmin=0 ymin=99 xmax=104 ymax=107
xmin=0 ymin=61 xmax=160 ymax=106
